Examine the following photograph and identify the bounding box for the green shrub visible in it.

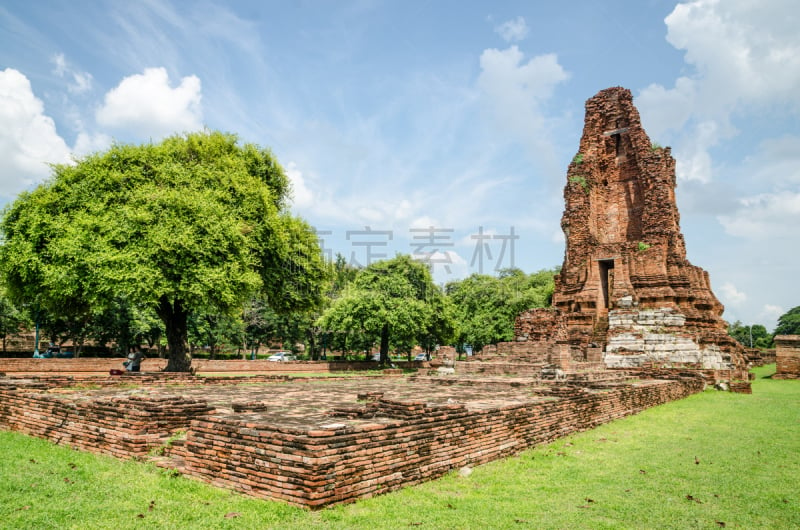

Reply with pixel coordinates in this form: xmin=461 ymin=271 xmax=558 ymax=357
xmin=569 ymin=175 xmax=589 ymax=193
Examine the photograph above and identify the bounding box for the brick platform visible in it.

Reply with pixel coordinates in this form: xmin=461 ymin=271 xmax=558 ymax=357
xmin=0 ymin=371 xmax=703 ymax=508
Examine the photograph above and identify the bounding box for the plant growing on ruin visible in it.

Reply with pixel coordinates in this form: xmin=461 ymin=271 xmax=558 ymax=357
xmin=650 ymin=142 xmax=662 ymax=152
xmin=572 ymin=153 xmax=584 ymax=165
xmin=637 ymin=241 xmax=651 ymax=251
xmin=569 ymin=175 xmax=590 ymax=193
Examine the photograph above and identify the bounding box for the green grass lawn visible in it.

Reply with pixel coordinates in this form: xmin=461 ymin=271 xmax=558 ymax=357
xmin=1 ymin=365 xmax=798 ymax=529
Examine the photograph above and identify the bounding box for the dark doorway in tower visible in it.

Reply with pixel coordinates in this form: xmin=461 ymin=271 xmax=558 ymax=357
xmin=598 ymin=259 xmax=615 ymax=310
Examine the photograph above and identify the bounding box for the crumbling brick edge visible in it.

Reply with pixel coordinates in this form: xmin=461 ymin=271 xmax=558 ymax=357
xmin=0 ymin=374 xmax=704 ymax=508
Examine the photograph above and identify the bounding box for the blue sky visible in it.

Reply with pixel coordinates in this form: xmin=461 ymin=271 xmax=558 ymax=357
xmin=1 ymin=0 xmax=798 ymax=330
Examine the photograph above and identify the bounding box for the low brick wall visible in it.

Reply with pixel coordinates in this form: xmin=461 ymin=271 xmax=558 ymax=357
xmin=0 ymin=358 xmax=167 ymax=373
xmin=0 ymin=372 xmax=704 ymax=508
xmin=744 ymin=348 xmax=776 ymax=367
xmin=181 ymin=377 xmax=702 ymax=507
xmin=0 ymin=358 xmax=395 ymax=375
xmin=0 ymin=384 xmax=211 ymax=458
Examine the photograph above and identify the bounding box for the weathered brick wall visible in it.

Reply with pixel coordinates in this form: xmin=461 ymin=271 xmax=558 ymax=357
xmin=0 ymin=372 xmax=704 ymax=508
xmin=744 ymin=348 xmax=776 ymax=367
xmin=510 ymin=87 xmax=746 ymax=379
xmin=0 ymin=358 xmax=397 ymax=375
xmin=180 ymin=377 xmax=702 ymax=508
xmin=0 ymin=384 xmax=211 ymax=458
xmin=774 ymin=335 xmax=800 ymax=379
xmin=0 ymin=358 xmax=167 ymax=373
xmin=455 ymin=361 xmax=547 ymax=376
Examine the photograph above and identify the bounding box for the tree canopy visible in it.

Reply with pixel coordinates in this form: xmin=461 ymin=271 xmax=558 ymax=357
xmin=446 ymin=268 xmax=556 ymax=352
xmin=0 ymin=131 xmax=328 ymax=371
xmin=774 ymin=306 xmax=800 ymax=337
xmin=318 ymin=255 xmax=454 ymax=364
xmin=727 ymin=321 xmax=773 ymax=349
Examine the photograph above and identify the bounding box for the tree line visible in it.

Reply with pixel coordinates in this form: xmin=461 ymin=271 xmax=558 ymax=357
xmin=0 ymin=131 xmax=558 ymax=369
xmin=1 ymin=131 xmax=794 ymax=370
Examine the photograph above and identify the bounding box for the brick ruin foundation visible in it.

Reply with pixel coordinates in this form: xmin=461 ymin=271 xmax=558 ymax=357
xmin=0 ymin=370 xmax=704 ymax=508
xmin=494 ymin=87 xmax=747 ymax=383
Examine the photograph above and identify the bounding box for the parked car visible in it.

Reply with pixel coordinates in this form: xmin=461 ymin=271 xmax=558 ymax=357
xmin=267 ymin=351 xmax=296 ymax=362
xmin=414 ymin=353 xmax=429 ymax=361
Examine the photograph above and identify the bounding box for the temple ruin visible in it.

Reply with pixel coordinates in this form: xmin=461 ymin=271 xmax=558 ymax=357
xmin=0 ymin=87 xmax=753 ymax=509
xmin=513 ymin=87 xmax=746 ymax=379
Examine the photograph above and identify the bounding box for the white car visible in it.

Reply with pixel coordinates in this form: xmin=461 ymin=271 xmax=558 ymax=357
xmin=414 ymin=353 xmax=429 ymax=361
xmin=267 ymin=352 xmax=296 ymax=362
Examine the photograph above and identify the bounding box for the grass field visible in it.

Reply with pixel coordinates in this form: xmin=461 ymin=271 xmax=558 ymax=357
xmin=1 ymin=365 xmax=798 ymax=529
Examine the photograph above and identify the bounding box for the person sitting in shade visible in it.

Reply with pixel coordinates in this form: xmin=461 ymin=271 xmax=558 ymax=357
xmin=124 ymin=348 xmax=145 ymax=372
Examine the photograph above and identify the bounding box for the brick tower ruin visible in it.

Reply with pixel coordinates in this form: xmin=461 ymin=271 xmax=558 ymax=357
xmin=515 ymin=87 xmax=746 ymax=376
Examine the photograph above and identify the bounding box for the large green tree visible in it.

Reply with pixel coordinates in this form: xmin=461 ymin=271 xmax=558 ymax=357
xmin=446 ymin=268 xmax=556 ymax=353
xmin=774 ymin=306 xmax=800 ymax=336
xmin=318 ymin=255 xmax=453 ymax=364
xmin=0 ymin=131 xmax=328 ymax=371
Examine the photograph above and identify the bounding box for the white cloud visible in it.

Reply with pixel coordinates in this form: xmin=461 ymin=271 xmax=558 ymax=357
xmin=673 ymin=120 xmax=736 ymax=183
xmin=495 ymin=16 xmax=529 ymax=43
xmin=423 ymin=250 xmax=469 ymax=285
xmin=51 ymin=53 xmax=93 ymax=94
xmin=477 ymin=46 xmax=569 ymax=171
xmin=96 ymin=67 xmax=202 ymax=139
xmin=718 ymin=191 xmax=800 ymax=239
xmin=637 ymin=0 xmax=800 ymax=181
xmin=759 ymin=304 xmax=784 ymax=327
xmin=720 ymin=282 xmax=747 ymax=307
xmin=285 ymin=162 xmax=313 ymax=208
xmin=664 ymin=0 xmax=800 ymax=109
xmin=409 ymin=216 xmax=441 ymax=230
xmin=739 ymin=135 xmax=800 ymax=187
xmin=69 ymin=72 xmax=93 ymax=95
xmin=73 ymin=131 xmax=112 ymax=157
xmin=0 ymin=68 xmax=71 ymax=198
xmin=52 ymin=53 xmax=67 ymax=77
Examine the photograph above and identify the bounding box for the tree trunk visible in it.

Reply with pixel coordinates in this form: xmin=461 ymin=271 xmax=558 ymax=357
xmin=308 ymin=328 xmax=317 ymax=360
xmin=156 ymin=297 xmax=192 ymax=372
xmin=379 ymin=322 xmax=390 ymax=366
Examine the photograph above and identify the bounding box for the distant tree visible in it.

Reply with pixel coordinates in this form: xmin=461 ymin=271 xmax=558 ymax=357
xmin=187 ymin=308 xmax=244 ymax=358
xmin=0 ymin=131 xmax=328 ymax=371
xmin=304 ymin=254 xmax=360 ymax=359
xmin=774 ymin=306 xmax=800 ymax=337
xmin=318 ymin=255 xmax=453 ymax=365
xmin=446 ymin=268 xmax=556 ymax=353
xmin=727 ymin=321 xmax=773 ymax=349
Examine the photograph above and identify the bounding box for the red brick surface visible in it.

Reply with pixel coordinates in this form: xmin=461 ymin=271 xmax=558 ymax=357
xmin=507 ymin=87 xmax=745 ymax=378
xmin=774 ymin=335 xmax=800 ymax=379
xmin=0 ymin=371 xmax=703 ymax=507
